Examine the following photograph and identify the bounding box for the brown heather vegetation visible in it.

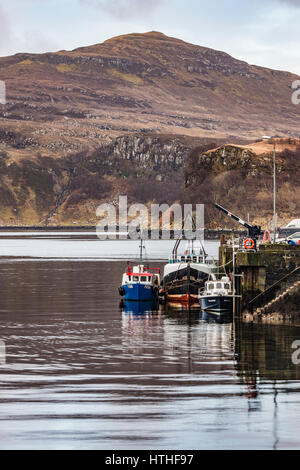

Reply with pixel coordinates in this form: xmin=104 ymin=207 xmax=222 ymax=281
xmin=182 ymin=141 xmax=300 ymax=229
xmin=0 ymin=32 xmax=299 ymax=226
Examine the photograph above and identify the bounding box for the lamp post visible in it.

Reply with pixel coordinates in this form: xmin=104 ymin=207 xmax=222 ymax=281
xmin=262 ymin=136 xmax=277 ymax=243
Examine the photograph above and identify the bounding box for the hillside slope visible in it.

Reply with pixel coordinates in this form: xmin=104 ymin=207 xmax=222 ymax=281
xmin=0 ymin=32 xmax=299 ymax=226
xmin=183 ymin=138 xmax=300 ymax=229
xmin=0 ymin=31 xmax=299 ymax=156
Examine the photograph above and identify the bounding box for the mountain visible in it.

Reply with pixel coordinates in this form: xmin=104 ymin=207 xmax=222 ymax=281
xmin=0 ymin=32 xmax=299 ymax=226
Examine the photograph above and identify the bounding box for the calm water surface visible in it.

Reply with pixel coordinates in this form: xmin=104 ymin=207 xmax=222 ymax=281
xmin=0 ymin=235 xmax=299 ymax=450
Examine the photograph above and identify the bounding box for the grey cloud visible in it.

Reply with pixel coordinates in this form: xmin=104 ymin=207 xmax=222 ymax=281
xmin=80 ymin=0 xmax=167 ymax=19
xmin=0 ymin=5 xmax=13 ymax=54
xmin=277 ymin=0 xmax=300 ymax=6
xmin=0 ymin=3 xmax=58 ymax=57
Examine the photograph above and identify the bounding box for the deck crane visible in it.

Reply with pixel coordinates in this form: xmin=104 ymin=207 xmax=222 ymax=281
xmin=215 ymin=203 xmax=263 ymax=242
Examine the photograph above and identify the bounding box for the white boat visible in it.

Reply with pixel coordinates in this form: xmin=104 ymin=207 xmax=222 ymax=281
xmin=199 ymin=276 xmax=234 ymax=315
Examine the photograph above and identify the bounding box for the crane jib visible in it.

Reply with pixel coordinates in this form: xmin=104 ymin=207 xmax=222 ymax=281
xmin=214 ymin=202 xmax=262 ymax=239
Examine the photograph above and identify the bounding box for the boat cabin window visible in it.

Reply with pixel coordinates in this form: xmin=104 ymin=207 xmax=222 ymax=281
xmin=216 ymin=283 xmax=222 ymax=289
xmin=133 ymin=276 xmax=139 ymax=282
xmin=141 ymin=276 xmax=147 ymax=282
xmin=224 ymin=283 xmax=231 ymax=290
xmin=208 ymin=284 xmax=214 ymax=290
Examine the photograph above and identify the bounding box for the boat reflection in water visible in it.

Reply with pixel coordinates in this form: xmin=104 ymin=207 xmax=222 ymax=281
xmin=120 ymin=299 xmax=160 ymax=316
xmin=120 ymin=295 xmax=300 ymax=450
xmin=164 ymin=300 xmax=202 ymax=313
xmin=164 ymin=301 xmax=233 ymax=324
xmin=201 ymin=310 xmax=233 ymax=324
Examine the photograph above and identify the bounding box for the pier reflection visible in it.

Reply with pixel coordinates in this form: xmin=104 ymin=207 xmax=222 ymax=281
xmin=234 ymin=321 xmax=300 ymax=382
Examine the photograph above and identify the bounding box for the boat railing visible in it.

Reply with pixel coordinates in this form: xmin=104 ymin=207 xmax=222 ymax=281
xmin=205 ymin=256 xmax=217 ymax=265
xmin=127 ymin=265 xmax=160 ymax=274
xmin=168 ymin=254 xmax=213 ymax=264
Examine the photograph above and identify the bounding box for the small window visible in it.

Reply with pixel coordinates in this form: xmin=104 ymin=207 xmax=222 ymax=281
xmin=141 ymin=276 xmax=147 ymax=282
xmin=224 ymin=283 xmax=230 ymax=290
xmin=133 ymin=276 xmax=139 ymax=282
xmin=208 ymin=284 xmax=214 ymax=290
xmin=216 ymin=283 xmax=222 ymax=289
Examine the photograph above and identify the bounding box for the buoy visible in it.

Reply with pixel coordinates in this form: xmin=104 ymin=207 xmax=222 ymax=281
xmin=244 ymin=238 xmax=255 ymax=250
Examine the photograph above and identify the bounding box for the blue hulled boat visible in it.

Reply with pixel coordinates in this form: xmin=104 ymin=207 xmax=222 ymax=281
xmin=119 ymin=240 xmax=161 ymax=301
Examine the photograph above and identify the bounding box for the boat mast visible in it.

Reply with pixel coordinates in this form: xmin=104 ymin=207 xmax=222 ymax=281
xmin=139 ymin=238 xmax=143 ymax=264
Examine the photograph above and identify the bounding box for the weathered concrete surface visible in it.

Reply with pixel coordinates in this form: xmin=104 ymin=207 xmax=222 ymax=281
xmin=219 ymin=244 xmax=300 ymax=321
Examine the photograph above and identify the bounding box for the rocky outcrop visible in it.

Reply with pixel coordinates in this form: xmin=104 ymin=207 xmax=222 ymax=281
xmin=102 ymin=134 xmax=189 ymax=173
xmin=182 ymin=139 xmax=300 ymax=228
xmin=0 ymin=133 xmax=202 ymax=225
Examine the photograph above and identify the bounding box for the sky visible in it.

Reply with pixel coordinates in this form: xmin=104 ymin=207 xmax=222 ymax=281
xmin=0 ymin=0 xmax=299 ymax=75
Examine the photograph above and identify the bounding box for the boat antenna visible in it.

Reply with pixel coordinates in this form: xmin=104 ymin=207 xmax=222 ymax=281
xmin=139 ymin=237 xmax=145 ymax=264
xmin=172 ymin=211 xmax=207 ymax=258
xmin=190 ymin=212 xmax=207 ymax=258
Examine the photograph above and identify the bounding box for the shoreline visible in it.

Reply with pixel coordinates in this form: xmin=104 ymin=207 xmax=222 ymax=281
xmin=0 ymin=226 xmax=247 ymax=240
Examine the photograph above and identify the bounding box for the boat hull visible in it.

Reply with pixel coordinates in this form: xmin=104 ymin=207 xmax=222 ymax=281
xmin=200 ymin=295 xmax=233 ymax=315
xmin=165 ymin=293 xmax=198 ymax=304
xmin=163 ymin=263 xmax=210 ymax=304
xmin=123 ymin=283 xmax=158 ymax=301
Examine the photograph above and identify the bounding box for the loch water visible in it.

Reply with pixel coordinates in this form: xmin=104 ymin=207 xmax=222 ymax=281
xmin=0 ymin=234 xmax=299 ymax=450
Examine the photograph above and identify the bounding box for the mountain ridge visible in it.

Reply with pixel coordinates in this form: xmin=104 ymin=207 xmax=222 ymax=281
xmin=1 ymin=31 xmax=299 ymax=152
xmin=0 ymin=31 xmax=299 ymax=226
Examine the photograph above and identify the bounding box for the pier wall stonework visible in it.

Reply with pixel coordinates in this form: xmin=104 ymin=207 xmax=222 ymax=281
xmin=219 ymin=245 xmax=300 ymax=320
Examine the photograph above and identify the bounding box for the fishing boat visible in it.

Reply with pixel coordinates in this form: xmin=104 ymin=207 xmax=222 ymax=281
xmin=119 ymin=239 xmax=161 ymax=301
xmin=162 ymin=239 xmax=217 ymax=305
xmin=199 ymin=276 xmax=234 ymax=315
